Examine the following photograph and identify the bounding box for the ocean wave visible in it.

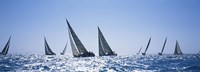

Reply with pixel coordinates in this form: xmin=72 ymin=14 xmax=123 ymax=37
xmin=0 ymin=54 xmax=199 ymax=72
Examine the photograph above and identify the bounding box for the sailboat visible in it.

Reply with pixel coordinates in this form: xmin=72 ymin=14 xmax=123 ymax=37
xmin=142 ymin=37 xmax=151 ymax=55
xmin=66 ymin=19 xmax=95 ymax=57
xmin=0 ymin=36 xmax=11 ymax=55
xmin=137 ymin=47 xmax=142 ymax=55
xmin=60 ymin=42 xmax=67 ymax=55
xmin=158 ymin=37 xmax=167 ymax=55
xmin=98 ymin=27 xmax=117 ymax=56
xmin=44 ymin=37 xmax=56 ymax=55
xmin=174 ymin=40 xmax=183 ymax=55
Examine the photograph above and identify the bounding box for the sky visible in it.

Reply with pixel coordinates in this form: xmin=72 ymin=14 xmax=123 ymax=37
xmin=0 ymin=0 xmax=200 ymax=56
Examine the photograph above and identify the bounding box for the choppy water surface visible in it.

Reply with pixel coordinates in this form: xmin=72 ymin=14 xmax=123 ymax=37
xmin=0 ymin=54 xmax=200 ymax=72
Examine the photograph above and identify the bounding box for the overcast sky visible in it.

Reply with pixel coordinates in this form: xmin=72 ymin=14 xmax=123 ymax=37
xmin=0 ymin=0 xmax=200 ymax=56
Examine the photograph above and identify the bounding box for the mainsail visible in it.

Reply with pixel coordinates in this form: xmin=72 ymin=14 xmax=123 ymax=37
xmin=0 ymin=36 xmax=11 ymax=55
xmin=60 ymin=42 xmax=68 ymax=55
xmin=142 ymin=37 xmax=151 ymax=55
xmin=174 ymin=40 xmax=183 ymax=55
xmin=137 ymin=47 xmax=142 ymax=55
xmin=158 ymin=38 xmax=167 ymax=55
xmin=66 ymin=19 xmax=95 ymax=57
xmin=44 ymin=37 xmax=56 ymax=55
xmin=98 ymin=27 xmax=117 ymax=56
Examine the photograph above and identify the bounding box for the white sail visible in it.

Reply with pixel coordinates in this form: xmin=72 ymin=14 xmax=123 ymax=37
xmin=0 ymin=36 xmax=11 ymax=55
xmin=137 ymin=47 xmax=142 ymax=55
xmin=60 ymin=41 xmax=68 ymax=55
xmin=67 ymin=20 xmax=88 ymax=54
xmin=159 ymin=38 xmax=167 ymax=55
xmin=69 ymin=30 xmax=80 ymax=56
xmin=44 ymin=37 xmax=56 ymax=55
xmin=174 ymin=40 xmax=183 ymax=55
xmin=99 ymin=37 xmax=106 ymax=56
xmin=66 ymin=19 xmax=95 ymax=57
xmin=142 ymin=37 xmax=151 ymax=55
xmin=98 ymin=27 xmax=117 ymax=56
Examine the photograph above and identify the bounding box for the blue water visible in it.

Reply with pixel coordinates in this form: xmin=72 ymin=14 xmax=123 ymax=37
xmin=0 ymin=54 xmax=200 ymax=72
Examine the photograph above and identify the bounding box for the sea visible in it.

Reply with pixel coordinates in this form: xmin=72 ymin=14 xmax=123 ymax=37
xmin=0 ymin=54 xmax=200 ymax=72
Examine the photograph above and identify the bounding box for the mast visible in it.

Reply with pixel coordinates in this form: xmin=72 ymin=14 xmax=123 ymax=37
xmin=174 ymin=40 xmax=183 ymax=55
xmin=44 ymin=37 xmax=56 ymax=55
xmin=158 ymin=37 xmax=167 ymax=55
xmin=0 ymin=36 xmax=11 ymax=55
xmin=142 ymin=37 xmax=151 ymax=55
xmin=137 ymin=47 xmax=142 ymax=55
xmin=60 ymin=41 xmax=68 ymax=55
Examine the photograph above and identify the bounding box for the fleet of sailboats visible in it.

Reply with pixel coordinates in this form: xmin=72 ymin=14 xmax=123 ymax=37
xmin=142 ymin=37 xmax=151 ymax=55
xmin=0 ymin=36 xmax=11 ymax=55
xmin=44 ymin=37 xmax=56 ymax=55
xmin=158 ymin=38 xmax=167 ymax=55
xmin=4 ymin=19 xmax=200 ymax=56
xmin=98 ymin=27 xmax=117 ymax=56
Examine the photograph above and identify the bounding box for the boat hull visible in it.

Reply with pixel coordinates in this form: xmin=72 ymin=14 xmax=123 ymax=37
xmin=142 ymin=53 xmax=146 ymax=55
xmin=158 ymin=53 xmax=162 ymax=55
xmin=74 ymin=52 xmax=95 ymax=57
